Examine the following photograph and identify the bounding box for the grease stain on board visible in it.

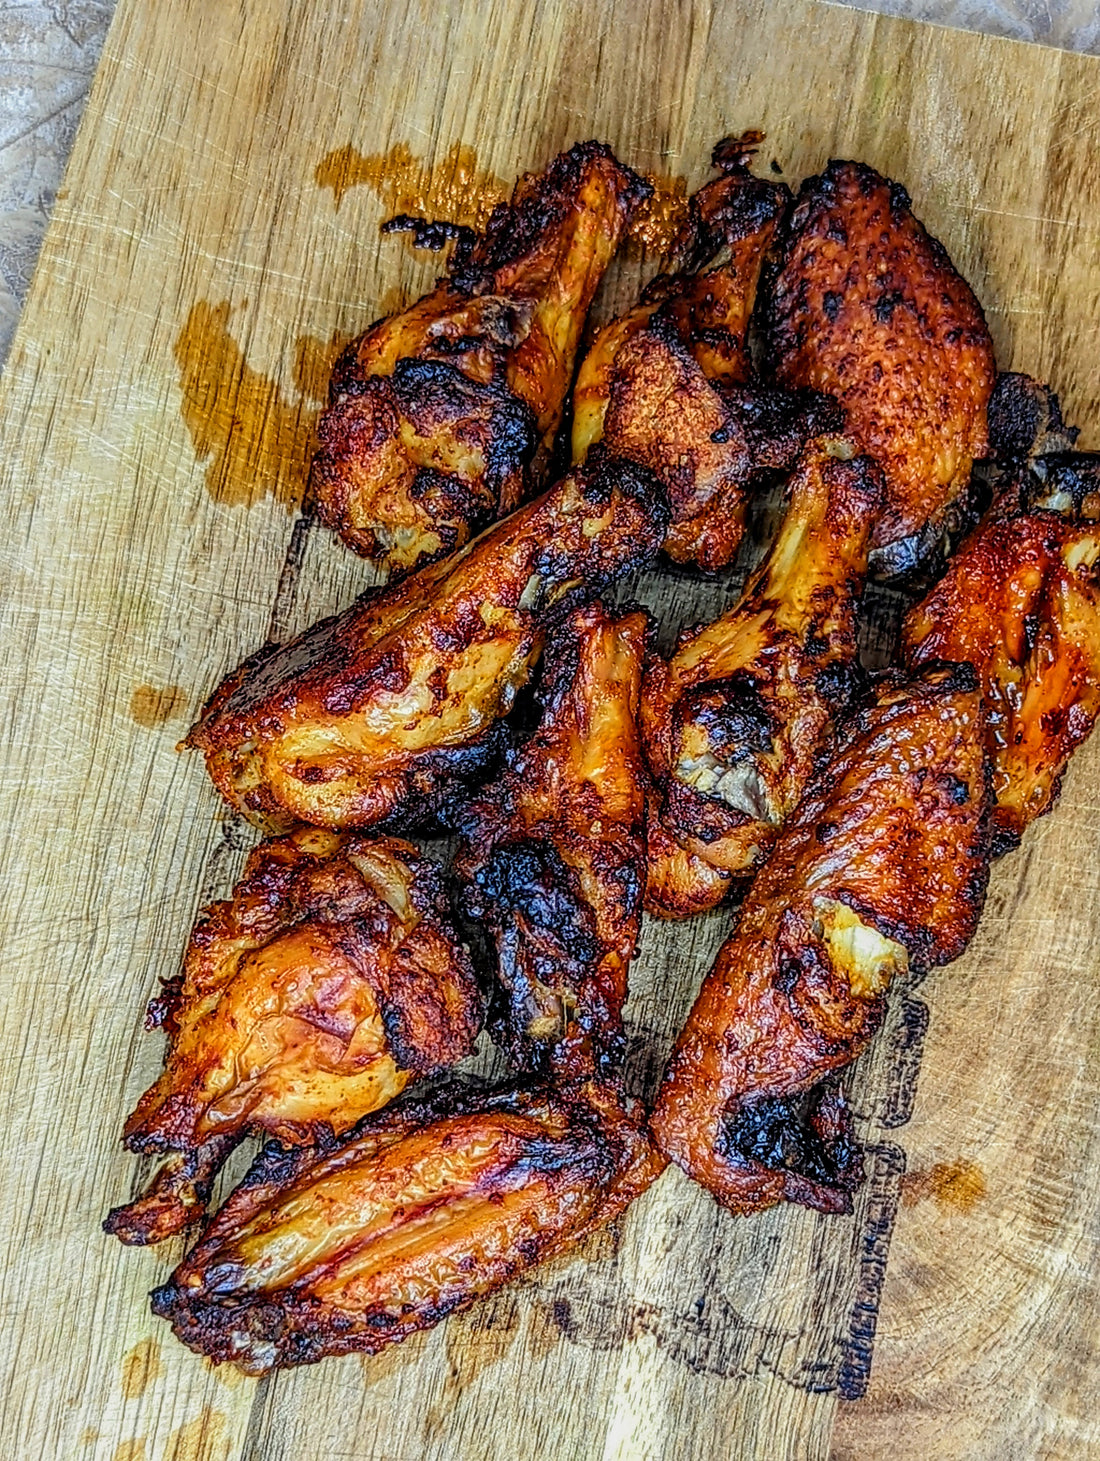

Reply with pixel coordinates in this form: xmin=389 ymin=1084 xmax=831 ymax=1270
xmin=899 ymin=1159 xmax=986 ymax=1213
xmin=316 ymin=141 xmax=508 ymax=228
xmin=130 ymin=683 xmax=188 ymax=728
xmin=111 ymin=1440 xmax=147 ymax=1461
xmin=174 ymin=301 xmax=352 ymax=511
xmin=316 ymin=140 xmax=690 ymax=256
xmin=164 ymin=1408 xmax=228 ymax=1461
xmin=120 ymin=1336 xmax=166 ymax=1399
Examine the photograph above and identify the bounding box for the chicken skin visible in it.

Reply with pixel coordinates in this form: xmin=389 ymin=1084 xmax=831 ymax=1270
xmin=456 ymin=602 xmax=649 ymax=1082
xmin=765 ymin=161 xmax=995 ymax=577
xmin=104 ymin=828 xmax=481 ymax=1244
xmin=905 ymin=470 xmax=1100 ymax=851
xmin=642 ymin=437 xmax=883 ymax=918
xmin=150 ymin=1079 xmax=663 ymax=1373
xmin=650 ymin=664 xmax=992 ymax=1216
xmin=571 ymin=135 xmax=837 ymax=571
xmin=310 ymin=142 xmax=649 ymax=574
xmin=186 ymin=452 xmax=667 ymax=834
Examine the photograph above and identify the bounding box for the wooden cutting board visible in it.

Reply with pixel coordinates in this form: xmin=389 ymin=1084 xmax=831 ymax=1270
xmin=3 ymin=1 xmax=1100 ymax=1457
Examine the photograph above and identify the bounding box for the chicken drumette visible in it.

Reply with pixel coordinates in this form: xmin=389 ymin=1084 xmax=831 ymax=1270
xmin=456 ymin=601 xmax=649 ymax=1082
xmin=572 ymin=135 xmax=837 ymax=571
xmin=186 ymin=452 xmax=667 ymax=834
xmin=905 ymin=453 xmax=1100 ymax=852
xmin=765 ymin=160 xmax=995 ymax=577
xmin=643 ymin=437 xmax=883 ymax=918
xmin=310 ymin=143 xmax=649 ymax=575
xmin=650 ymin=665 xmax=992 ymax=1216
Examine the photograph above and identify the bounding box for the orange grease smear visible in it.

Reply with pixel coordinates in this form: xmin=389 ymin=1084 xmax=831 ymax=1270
xmin=315 ymin=141 xmax=689 ymax=256
xmin=130 ymin=683 xmax=188 ymax=728
xmin=174 ymin=301 xmax=352 ymax=511
xmin=900 ymin=1159 xmax=987 ymax=1213
xmin=315 ymin=141 xmax=507 ymax=230
xmin=165 ymin=1409 xmax=229 ymax=1461
xmin=120 ymin=1335 xmax=166 ymax=1399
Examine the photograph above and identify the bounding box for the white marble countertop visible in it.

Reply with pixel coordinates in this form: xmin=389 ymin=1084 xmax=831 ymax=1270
xmin=1 ymin=0 xmax=1098 ymax=370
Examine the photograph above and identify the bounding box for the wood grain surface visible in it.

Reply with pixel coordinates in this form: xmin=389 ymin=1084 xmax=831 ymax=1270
xmin=2 ymin=2 xmax=1100 ymax=1457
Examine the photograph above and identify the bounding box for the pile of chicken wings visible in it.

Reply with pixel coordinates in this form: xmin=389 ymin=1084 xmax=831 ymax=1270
xmin=106 ymin=138 xmax=1100 ymax=1374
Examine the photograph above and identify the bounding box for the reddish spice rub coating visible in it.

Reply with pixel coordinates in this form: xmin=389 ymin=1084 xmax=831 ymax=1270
xmin=456 ymin=602 xmax=649 ymax=1082
xmin=905 ymin=485 xmax=1100 ymax=851
xmin=765 ymin=160 xmax=995 ymax=576
xmin=572 ymin=135 xmax=839 ymax=572
xmin=104 ymin=828 xmax=481 ymax=1245
xmin=185 ymin=452 xmax=668 ymax=834
xmin=650 ymin=665 xmax=992 ymax=1216
xmin=642 ymin=437 xmax=883 ymax=919
xmin=150 ymin=1080 xmax=664 ymax=1373
xmin=310 ymin=142 xmax=649 ymax=575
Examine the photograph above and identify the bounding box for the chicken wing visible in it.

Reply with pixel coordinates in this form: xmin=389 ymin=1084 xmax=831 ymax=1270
xmin=765 ymin=161 xmax=995 ymax=577
xmin=456 ymin=602 xmax=649 ymax=1082
xmin=642 ymin=437 xmax=883 ymax=919
xmin=571 ymin=136 xmax=837 ymax=571
xmin=650 ymin=664 xmax=991 ymax=1216
xmin=904 ymin=468 xmax=1100 ymax=852
xmin=310 ymin=142 xmax=649 ymax=574
xmin=149 ymin=1078 xmax=664 ymax=1373
xmin=104 ymin=828 xmax=481 ymax=1244
xmin=186 ymin=452 xmax=667 ymax=833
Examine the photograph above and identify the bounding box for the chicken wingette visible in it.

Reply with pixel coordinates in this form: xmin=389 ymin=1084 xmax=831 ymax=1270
xmin=905 ymin=464 xmax=1100 ymax=851
xmin=765 ymin=161 xmax=995 ymax=577
xmin=310 ymin=142 xmax=649 ymax=575
xmin=149 ymin=1079 xmax=664 ymax=1373
xmin=571 ymin=135 xmax=837 ymax=571
xmin=456 ymin=602 xmax=649 ymax=1082
xmin=650 ymin=664 xmax=992 ymax=1216
xmin=642 ymin=437 xmax=883 ymax=919
xmin=186 ymin=453 xmax=667 ymax=833
xmin=104 ymin=829 xmax=481 ymax=1244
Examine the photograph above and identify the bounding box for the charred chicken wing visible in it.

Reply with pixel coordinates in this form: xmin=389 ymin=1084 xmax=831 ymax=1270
xmin=905 ymin=473 xmax=1100 ymax=851
xmin=572 ymin=136 xmax=837 ymax=570
xmin=310 ymin=143 xmax=649 ymax=574
xmin=186 ymin=453 xmax=667 ymax=833
xmin=105 ymin=828 xmax=481 ymax=1244
xmin=642 ymin=437 xmax=882 ymax=918
xmin=456 ymin=602 xmax=649 ymax=1082
xmin=150 ymin=1079 xmax=663 ymax=1373
xmin=765 ymin=161 xmax=995 ymax=576
xmin=650 ymin=664 xmax=992 ymax=1216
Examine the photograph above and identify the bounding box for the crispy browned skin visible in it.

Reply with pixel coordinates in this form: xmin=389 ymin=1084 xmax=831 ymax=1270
xmin=642 ymin=438 xmax=882 ymax=918
xmin=456 ymin=603 xmax=648 ymax=1081
xmin=570 ymin=138 xmax=838 ymax=571
xmin=150 ymin=1079 xmax=664 ymax=1373
xmin=310 ymin=143 xmax=649 ymax=574
xmin=104 ymin=828 xmax=481 ymax=1244
xmin=905 ymin=480 xmax=1100 ymax=851
xmin=765 ymin=161 xmax=995 ymax=576
xmin=186 ymin=453 xmax=667 ymax=833
xmin=650 ymin=665 xmax=992 ymax=1216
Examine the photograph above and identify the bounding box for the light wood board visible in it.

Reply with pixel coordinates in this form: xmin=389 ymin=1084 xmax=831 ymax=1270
xmin=2 ymin=1 xmax=1100 ymax=1457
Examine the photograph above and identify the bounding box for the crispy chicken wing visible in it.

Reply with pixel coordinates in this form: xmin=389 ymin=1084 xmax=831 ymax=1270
xmin=310 ymin=143 xmax=649 ymax=574
xmin=186 ymin=452 xmax=667 ymax=833
xmin=456 ymin=602 xmax=649 ymax=1081
xmin=765 ymin=161 xmax=995 ymax=577
xmin=105 ymin=828 xmax=481 ymax=1244
xmin=650 ymin=664 xmax=992 ymax=1216
xmin=150 ymin=1079 xmax=663 ymax=1373
xmin=571 ymin=137 xmax=837 ymax=571
xmin=905 ymin=469 xmax=1100 ymax=852
xmin=642 ymin=437 xmax=883 ymax=918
